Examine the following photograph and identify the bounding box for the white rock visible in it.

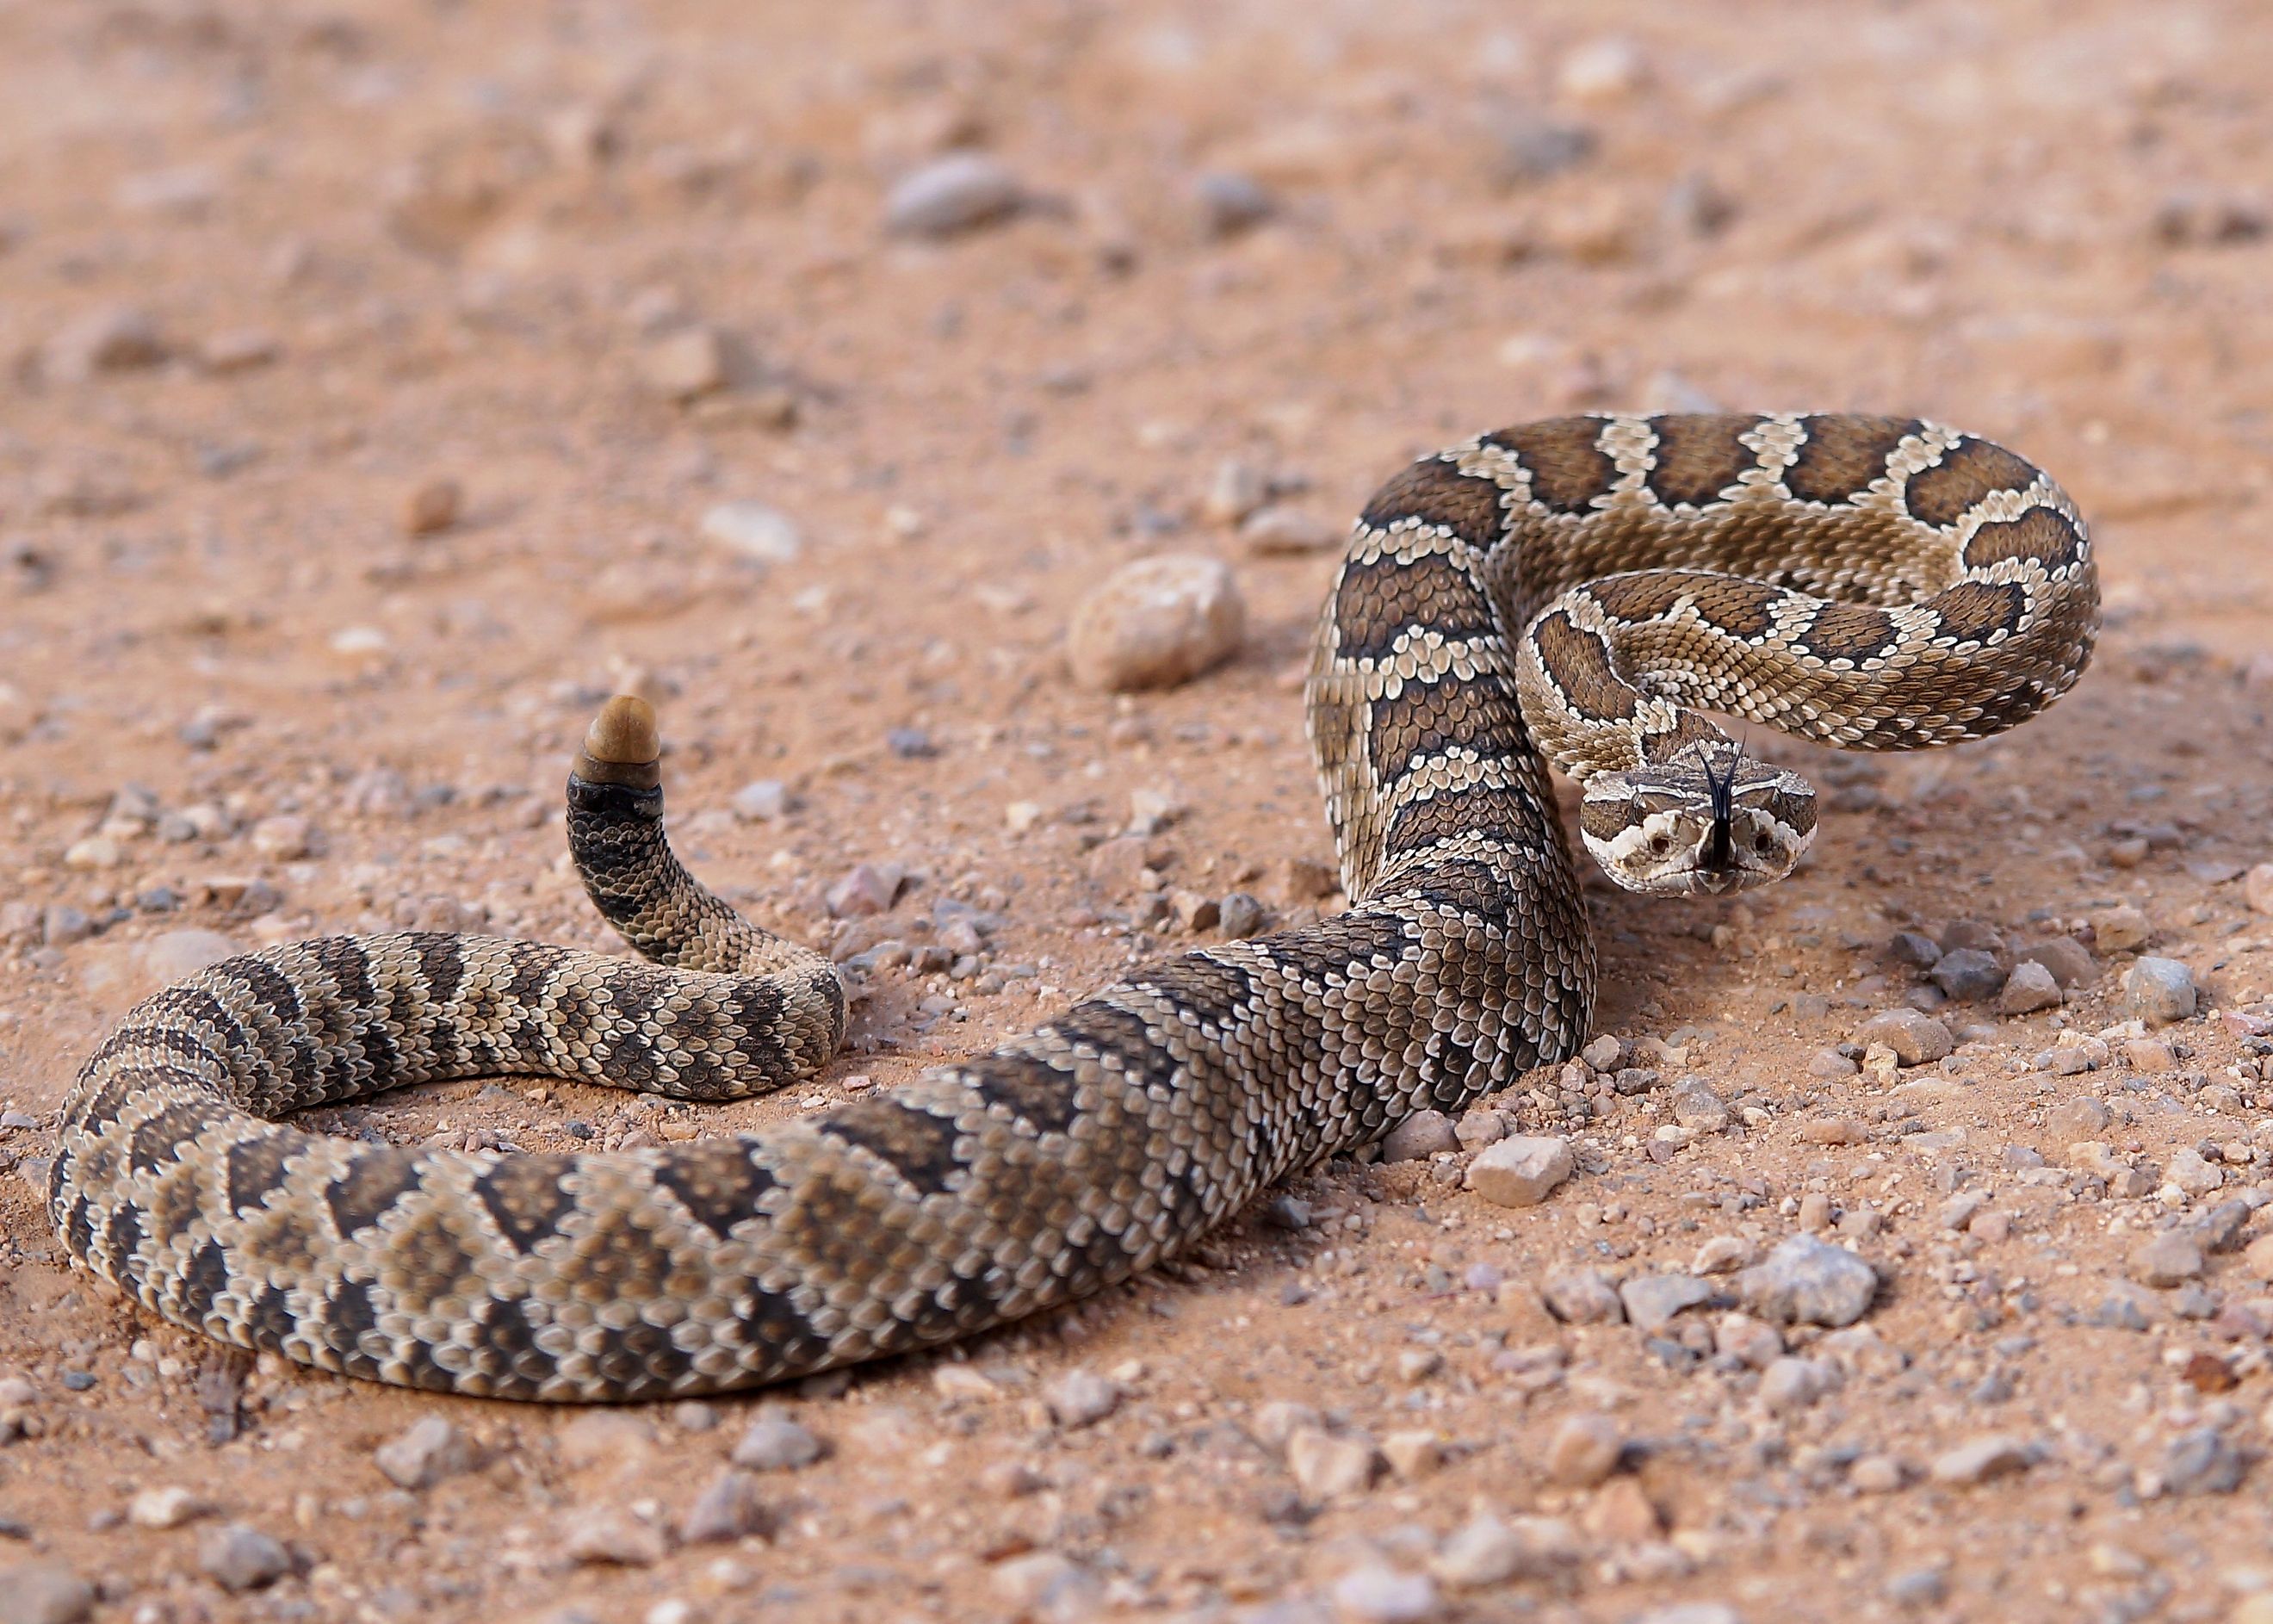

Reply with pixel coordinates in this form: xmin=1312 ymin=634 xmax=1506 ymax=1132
xmin=1756 ymin=1355 xmax=1841 ymax=1414
xmin=127 ymin=1486 xmax=213 ymax=1529
xmin=1735 ymin=1234 xmax=1880 ymax=1327
xmin=374 ymin=1416 xmax=471 ymax=1490
xmin=730 ymin=1416 xmax=823 ymax=1472
xmin=2122 ymin=958 xmax=2197 ymax=1026
xmin=1331 ymin=1564 xmax=1440 ymax=1623
xmin=729 ymin=780 xmax=788 ymax=821
xmin=1066 ymin=555 xmax=1245 ymax=692
xmin=1433 ymin=1514 xmax=1581 ymax=1588
xmin=1465 ymin=1135 xmax=1574 ymax=1207
xmin=700 ymin=501 xmax=803 ymax=564
xmin=1929 ymin=1434 xmax=2035 ymax=1485
xmin=1286 ymin=1425 xmax=1379 ymax=1503
xmin=884 ymin=153 xmax=1023 ymax=237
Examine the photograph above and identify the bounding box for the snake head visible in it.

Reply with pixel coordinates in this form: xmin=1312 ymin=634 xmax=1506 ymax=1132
xmin=1578 ymin=747 xmax=1818 ymax=897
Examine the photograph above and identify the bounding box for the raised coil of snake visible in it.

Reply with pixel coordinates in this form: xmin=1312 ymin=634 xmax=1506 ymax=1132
xmin=48 ymin=412 xmax=2097 ymax=1400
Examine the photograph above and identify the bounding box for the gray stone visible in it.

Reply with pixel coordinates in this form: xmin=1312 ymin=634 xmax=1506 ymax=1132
xmin=1329 ymin=1564 xmax=1440 ymax=1623
xmin=1996 ymin=960 xmax=2063 ymax=1015
xmin=1618 ymin=1273 xmax=1713 ymax=1334
xmin=884 ymin=152 xmax=1023 ymax=237
xmin=1630 ymin=1608 xmax=1742 ymax=1624
xmin=1929 ymin=1434 xmax=2034 ymax=1485
xmin=1581 ymin=1034 xmax=1626 ymax=1070
xmin=1757 ymin=1354 xmax=1840 ymax=1414
xmin=730 ymin=1416 xmax=824 ymax=1472
xmin=1192 ymin=170 xmax=1276 ymax=238
xmin=374 ymin=1416 xmax=471 ymax=1490
xmin=1541 ymin=1267 xmax=1625 ymax=1324
xmin=1432 ymin=1515 xmax=1579 ymax=1587
xmin=1853 ymin=1009 xmax=1953 ymax=1064
xmin=2130 ymin=1231 xmax=2205 ymax=1286
xmin=2162 ymin=1427 xmax=2247 ymax=1494
xmin=2124 ymin=958 xmax=2198 ymax=1026
xmin=2014 ymin=935 xmax=2096 ymax=987
xmin=1218 ymin=892 xmax=1267 ymax=938
xmin=1885 ymin=1568 xmax=1949 ymax=1609
xmin=562 ymin=1505 xmax=668 ymax=1566
xmin=992 ymin=1552 xmax=1101 ymax=1616
xmin=679 ymin=1468 xmax=771 ymax=1543
xmin=1669 ymin=1077 xmax=1730 ymax=1132
xmin=1465 ymin=1135 xmax=1574 ymax=1207
xmin=0 ymin=1564 xmax=93 ymax=1624
xmin=729 ymin=780 xmax=789 ymax=821
xmin=1930 ymin=948 xmax=2005 ymax=1002
xmin=198 ymin=1522 xmax=292 ymax=1591
xmin=1066 ymin=555 xmax=1245 ymax=692
xmin=1736 ymin=1235 xmax=1879 ymax=1327
xmin=1043 ymin=1367 xmax=1120 ymax=1429
xmin=1886 ymin=930 xmax=1943 ymax=969
xmin=825 ymin=863 xmax=907 ymax=918
xmin=1382 ymin=1110 xmax=1459 ymax=1162
xmin=2047 ymin=1096 xmax=2111 ymax=1139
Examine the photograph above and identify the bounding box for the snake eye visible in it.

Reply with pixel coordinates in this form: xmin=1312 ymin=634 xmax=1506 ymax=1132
xmin=1754 ymin=830 xmax=1776 ymax=856
xmin=1647 ymin=833 xmax=1673 ymax=857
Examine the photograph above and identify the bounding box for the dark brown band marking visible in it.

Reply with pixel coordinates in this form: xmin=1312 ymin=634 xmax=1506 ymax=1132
xmin=1530 ymin=610 xmax=1635 ymax=720
xmin=1929 ymin=579 xmax=2028 ymax=644
xmin=1805 ymin=601 xmax=1901 ymax=662
xmin=1644 ymin=415 xmax=1763 ymax=509
xmin=1905 ymin=437 xmax=2041 ymax=528
xmin=1485 ymin=417 xmax=1617 ymax=515
xmin=1360 ymin=458 xmax=1508 ymax=549
xmin=1332 ymin=552 xmax=1496 ymax=661
xmin=1688 ymin=578 xmax=1782 ymax=639
xmin=1785 ymin=415 xmax=1921 ymax=507
xmin=1961 ymin=507 xmax=2084 ymax=573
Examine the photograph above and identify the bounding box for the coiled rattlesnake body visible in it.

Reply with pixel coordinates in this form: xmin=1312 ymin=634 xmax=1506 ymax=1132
xmin=48 ymin=413 xmax=2096 ymax=1399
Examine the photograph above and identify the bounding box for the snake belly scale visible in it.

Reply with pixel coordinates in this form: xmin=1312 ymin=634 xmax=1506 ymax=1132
xmin=47 ymin=413 xmax=2096 ymax=1399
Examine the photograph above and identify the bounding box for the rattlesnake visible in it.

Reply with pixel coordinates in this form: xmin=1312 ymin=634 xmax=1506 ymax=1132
xmin=47 ymin=413 xmax=2096 ymax=1400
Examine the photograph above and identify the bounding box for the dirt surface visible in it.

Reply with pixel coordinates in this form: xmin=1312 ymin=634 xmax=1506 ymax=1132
xmin=6 ymin=3 xmax=2273 ymax=1621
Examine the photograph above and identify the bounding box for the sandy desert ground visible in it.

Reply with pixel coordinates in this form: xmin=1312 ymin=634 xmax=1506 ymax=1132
xmin=6 ymin=2 xmax=2273 ymax=1621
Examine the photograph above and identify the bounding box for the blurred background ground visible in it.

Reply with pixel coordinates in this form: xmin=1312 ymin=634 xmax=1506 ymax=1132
xmin=4 ymin=2 xmax=2273 ymax=1621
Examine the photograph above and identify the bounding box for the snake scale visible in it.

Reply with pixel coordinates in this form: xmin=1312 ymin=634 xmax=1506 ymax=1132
xmin=47 ymin=413 xmax=2097 ymax=1400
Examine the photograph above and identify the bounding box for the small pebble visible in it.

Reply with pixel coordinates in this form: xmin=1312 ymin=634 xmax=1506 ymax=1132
xmin=197 ymin=1522 xmax=292 ymax=1592
xmin=2122 ymin=958 xmax=2197 ymax=1026
xmin=700 ymin=501 xmax=803 ymax=564
xmin=127 ymin=1486 xmax=212 ymax=1530
xmin=1465 ymin=1135 xmax=1574 ymax=1207
xmin=678 ymin=1469 xmax=771 ymax=1544
xmin=1043 ymin=1367 xmax=1120 ymax=1429
xmin=884 ymin=152 xmax=1023 ymax=237
xmin=400 ymin=477 xmax=461 ymax=537
xmin=1735 ymin=1234 xmax=1879 ymax=1327
xmin=1066 ymin=555 xmax=1245 ymax=692
xmin=2128 ymin=1231 xmax=2204 ymax=1286
xmin=1619 ymin=1273 xmax=1712 ymax=1335
xmin=1929 ymin=1435 xmax=2034 ymax=1485
xmin=1218 ymin=892 xmax=1267 ymax=938
xmin=1286 ymin=1425 xmax=1380 ymax=1502
xmin=1852 ymin=1008 xmax=1953 ymax=1065
xmin=563 ymin=1506 xmax=669 ymax=1567
xmin=1996 ymin=960 xmax=2063 ymax=1015
xmin=373 ymin=1416 xmax=471 ymax=1491
xmin=1757 ymin=1355 xmax=1840 ymax=1414
xmin=1193 ymin=170 xmax=1277 ymax=238
xmin=1330 ymin=1564 xmax=1440 ymax=1624
xmin=730 ymin=1416 xmax=824 ymax=1472
xmin=0 ymin=1563 xmax=92 ymax=1624
xmin=1542 ymin=1413 xmax=1622 ymax=1487
xmin=1541 ymin=1267 xmax=1625 ymax=1324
